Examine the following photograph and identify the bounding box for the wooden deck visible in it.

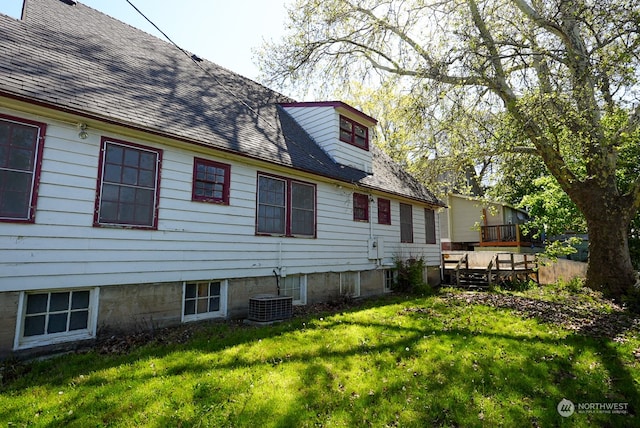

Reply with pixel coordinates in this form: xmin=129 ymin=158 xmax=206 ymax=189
xmin=442 ymin=252 xmax=539 ymax=288
xmin=479 ymin=224 xmax=543 ymax=248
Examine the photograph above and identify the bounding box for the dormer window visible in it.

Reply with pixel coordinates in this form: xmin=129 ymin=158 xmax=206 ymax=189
xmin=339 ymin=115 xmax=369 ymax=150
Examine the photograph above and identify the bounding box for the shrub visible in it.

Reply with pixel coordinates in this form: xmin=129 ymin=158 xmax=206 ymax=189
xmin=556 ymin=276 xmax=586 ymax=293
xmin=393 ymin=257 xmax=433 ymax=294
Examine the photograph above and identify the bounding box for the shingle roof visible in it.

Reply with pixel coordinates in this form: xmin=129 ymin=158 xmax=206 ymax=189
xmin=1 ymin=0 xmax=443 ymax=206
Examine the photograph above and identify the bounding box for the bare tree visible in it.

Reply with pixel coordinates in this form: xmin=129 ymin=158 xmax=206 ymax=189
xmin=259 ymin=0 xmax=640 ymax=298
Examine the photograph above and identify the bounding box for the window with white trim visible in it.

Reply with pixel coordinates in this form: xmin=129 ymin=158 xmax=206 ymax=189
xmin=94 ymin=139 xmax=162 ymax=229
xmin=16 ymin=288 xmax=98 ymax=348
xmin=0 ymin=114 xmax=47 ymax=222
xmin=182 ymin=280 xmax=228 ymax=322
xmin=384 ymin=269 xmax=397 ymax=292
xmin=280 ymin=274 xmax=307 ymax=305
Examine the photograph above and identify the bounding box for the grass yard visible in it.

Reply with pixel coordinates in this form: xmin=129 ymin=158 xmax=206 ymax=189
xmin=1 ymin=284 xmax=639 ymax=427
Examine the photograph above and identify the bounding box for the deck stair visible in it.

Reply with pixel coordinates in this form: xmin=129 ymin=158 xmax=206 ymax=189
xmin=442 ymin=252 xmax=538 ymax=289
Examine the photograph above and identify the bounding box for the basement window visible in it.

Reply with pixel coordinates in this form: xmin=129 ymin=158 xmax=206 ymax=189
xmin=280 ymin=274 xmax=307 ymax=305
xmin=384 ymin=269 xmax=397 ymax=292
xmin=15 ymin=288 xmax=98 ymax=349
xmin=182 ymin=280 xmax=228 ymax=322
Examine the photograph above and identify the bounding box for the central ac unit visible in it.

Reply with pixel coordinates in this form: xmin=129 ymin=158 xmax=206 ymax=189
xmin=248 ymin=294 xmax=293 ymax=322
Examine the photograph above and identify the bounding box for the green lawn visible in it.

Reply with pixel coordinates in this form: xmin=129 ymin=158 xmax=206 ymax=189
xmin=1 ymin=286 xmax=638 ymax=427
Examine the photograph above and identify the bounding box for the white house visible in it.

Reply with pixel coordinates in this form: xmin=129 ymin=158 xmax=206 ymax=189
xmin=0 ymin=0 xmax=444 ymax=358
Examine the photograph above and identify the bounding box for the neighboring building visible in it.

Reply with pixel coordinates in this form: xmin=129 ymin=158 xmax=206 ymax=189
xmin=440 ymin=194 xmax=538 ymax=251
xmin=0 ymin=0 xmax=444 ymax=357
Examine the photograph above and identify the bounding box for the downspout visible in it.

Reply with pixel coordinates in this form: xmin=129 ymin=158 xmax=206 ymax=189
xmin=369 ymin=194 xmax=374 ymax=240
xmin=369 ymin=194 xmax=381 ymax=267
xmin=273 ymin=269 xmax=280 ymax=296
xmin=274 ymin=240 xmax=283 ymax=296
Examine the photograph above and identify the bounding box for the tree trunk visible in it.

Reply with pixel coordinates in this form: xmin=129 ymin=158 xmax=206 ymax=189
xmin=584 ymin=211 xmax=636 ymax=300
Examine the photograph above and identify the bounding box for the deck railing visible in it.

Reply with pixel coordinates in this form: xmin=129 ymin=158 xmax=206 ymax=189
xmin=441 ymin=252 xmax=469 ymax=287
xmin=480 ymin=224 xmax=542 ymax=247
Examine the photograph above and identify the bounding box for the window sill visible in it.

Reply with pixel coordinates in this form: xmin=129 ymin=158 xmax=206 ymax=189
xmin=255 ymin=232 xmax=316 ymax=239
xmin=15 ymin=330 xmax=95 ymax=351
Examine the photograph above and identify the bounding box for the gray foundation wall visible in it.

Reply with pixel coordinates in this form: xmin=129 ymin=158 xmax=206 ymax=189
xmin=307 ymin=272 xmax=341 ymax=303
xmin=97 ymin=282 xmax=183 ymax=334
xmin=227 ymin=276 xmax=279 ymax=318
xmin=0 ymin=292 xmax=19 ymax=358
xmin=1 ymin=265 xmax=444 ymax=359
xmin=360 ymin=269 xmax=382 ymax=297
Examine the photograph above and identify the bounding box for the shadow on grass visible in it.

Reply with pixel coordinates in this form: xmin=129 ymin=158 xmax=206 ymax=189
xmin=1 ymin=293 xmax=638 ymax=427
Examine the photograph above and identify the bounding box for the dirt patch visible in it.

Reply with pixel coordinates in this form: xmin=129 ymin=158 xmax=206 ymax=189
xmin=445 ymin=291 xmax=640 ymax=342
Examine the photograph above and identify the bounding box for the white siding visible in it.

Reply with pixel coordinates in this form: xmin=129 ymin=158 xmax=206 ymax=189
xmin=284 ymin=105 xmax=373 ymax=172
xmin=284 ymin=106 xmax=336 ymax=154
xmin=0 ymin=111 xmax=440 ymax=292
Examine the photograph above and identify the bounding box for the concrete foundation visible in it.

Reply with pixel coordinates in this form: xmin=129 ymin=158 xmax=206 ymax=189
xmin=98 ymin=282 xmax=183 ymax=334
xmin=360 ymin=269 xmax=382 ymax=297
xmin=227 ymin=276 xmax=278 ymax=318
xmin=1 ymin=265 xmax=443 ymax=359
xmin=307 ymin=272 xmax=341 ymax=304
xmin=0 ymin=292 xmax=19 ymax=357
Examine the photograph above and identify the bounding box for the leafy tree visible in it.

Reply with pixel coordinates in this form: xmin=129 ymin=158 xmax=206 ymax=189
xmin=259 ymin=0 xmax=640 ymax=299
xmin=518 ymin=175 xmax=587 ymax=259
xmin=334 ymin=79 xmax=497 ymax=198
xmin=519 ymin=176 xmax=586 ymax=236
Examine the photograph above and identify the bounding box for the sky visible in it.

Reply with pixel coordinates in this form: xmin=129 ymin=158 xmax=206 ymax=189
xmin=0 ymin=0 xmax=289 ymax=81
